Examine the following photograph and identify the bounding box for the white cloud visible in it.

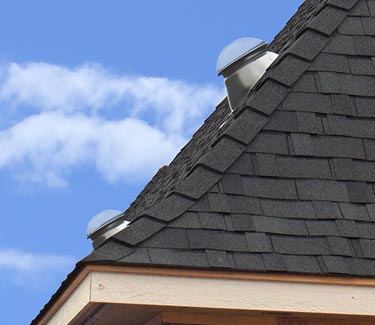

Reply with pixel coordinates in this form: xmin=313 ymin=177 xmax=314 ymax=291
xmin=0 ymin=248 xmax=75 ymax=272
xmin=0 ymin=62 xmax=225 ymax=187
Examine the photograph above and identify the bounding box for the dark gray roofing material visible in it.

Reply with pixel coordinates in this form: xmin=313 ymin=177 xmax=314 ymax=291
xmin=34 ymin=1 xmax=375 ymax=322
xmin=81 ymin=0 xmax=375 ymax=278
xmin=34 ymin=8 xmax=375 ymax=325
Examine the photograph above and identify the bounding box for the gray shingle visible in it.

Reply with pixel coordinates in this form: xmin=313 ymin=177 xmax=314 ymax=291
xmin=345 ymin=257 xmax=375 ymax=276
xmin=355 ymin=97 xmax=375 ymax=118
xmin=246 ymin=80 xmax=289 ymax=115
xmin=245 ymin=232 xmax=273 ymax=253
xmin=227 ymin=152 xmax=255 ymax=175
xmin=149 ymin=248 xmax=209 ymax=267
xmin=290 ymin=133 xmax=315 ymax=156
xmin=339 ymin=17 xmax=365 ymax=34
xmin=323 ymin=34 xmax=356 ymax=55
xmin=140 ymin=228 xmax=189 ymax=249
xmin=220 ymin=173 xmax=244 ymax=195
xmin=321 ymin=255 xmax=349 ymax=274
xmin=354 ymin=35 xmax=375 ymax=55
xmin=284 ymin=255 xmax=322 ymax=273
xmin=175 ymin=166 xmax=221 ymax=199
xmin=262 ymin=253 xmax=287 ymax=271
xmin=169 ymin=212 xmax=201 ymax=229
xmin=189 ymin=194 xmax=210 ymax=212
xmin=264 ymin=111 xmax=298 ymax=133
xmin=330 ymin=94 xmax=356 ymax=116
xmin=225 ymin=108 xmax=268 ymax=144
xmin=198 ymin=136 xmax=244 ymax=173
xmin=349 ymin=0 xmax=370 ymax=15
xmin=242 ymin=177 xmax=298 ymax=200
xmin=346 ymin=181 xmax=375 ymax=203
xmin=306 ymin=220 xmax=340 ymax=236
xmin=310 ymin=5 xmax=347 ymax=35
xmin=332 ymin=158 xmax=356 ymax=180
xmin=296 ymin=179 xmax=350 ymax=202
xmin=226 ymin=195 xmax=262 ymax=214
xmin=292 ymin=72 xmax=318 ymax=92
xmin=188 ymin=229 xmax=249 ymax=252
xmin=146 ymin=194 xmax=194 ymax=222
xmin=253 ymin=153 xmax=277 ymax=176
xmin=205 ymin=250 xmax=235 ymax=268
xmin=83 ymin=240 xmax=134 ymax=262
xmin=312 ymin=201 xmax=342 ymax=219
xmin=224 ymin=215 xmax=234 ymax=231
xmin=362 ymin=17 xmax=375 ymax=34
xmin=114 ymin=217 xmax=165 ymax=246
xmin=233 ymin=253 xmax=265 ymax=270
xmin=327 ymin=0 xmax=358 ymax=10
xmin=297 ymin=111 xmax=322 ymax=134
xmin=288 ymin=30 xmax=329 ymax=60
xmin=309 ymin=53 xmax=350 ymax=73
xmin=119 ymin=248 xmax=151 ymax=264
xmin=317 ymin=135 xmax=365 ymax=159
xmin=359 ymin=239 xmax=375 ymax=258
xmin=351 ymin=238 xmax=363 ymax=257
xmin=230 ymin=214 xmax=254 ymax=231
xmin=208 ymin=193 xmax=230 ymax=213
xmin=327 ymin=236 xmax=354 ymax=256
xmin=318 ymin=72 xmax=375 ymax=96
xmin=272 ymin=235 xmax=330 ymax=255
xmin=283 ymin=92 xmax=332 ymax=113
xmin=253 ymin=215 xmax=308 ymax=235
xmin=356 ymin=222 xmax=375 ymax=239
xmin=369 ymin=1 xmax=375 ymax=17
xmin=247 ymin=131 xmax=289 ymax=155
xmin=269 ymin=55 xmax=310 ymax=86
xmin=328 ymin=115 xmax=375 ymax=139
xmin=336 ymin=219 xmax=359 ymax=237
xmin=353 ymin=162 xmax=375 ymax=183
xmin=199 ymin=212 xmax=227 ymax=230
xmin=255 ymin=154 xmax=332 ymax=179
xmin=366 ymin=204 xmax=375 ymax=221
xmin=261 ymin=199 xmax=316 ymax=219
xmin=339 ymin=203 xmax=370 ymax=221
xmin=348 ymin=57 xmax=375 ymax=75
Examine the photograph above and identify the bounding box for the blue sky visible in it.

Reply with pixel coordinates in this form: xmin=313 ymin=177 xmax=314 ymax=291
xmin=0 ymin=1 xmax=302 ymax=324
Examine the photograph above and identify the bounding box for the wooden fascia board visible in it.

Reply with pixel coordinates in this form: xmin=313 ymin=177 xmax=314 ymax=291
xmin=86 ymin=264 xmax=375 ymax=287
xmin=37 ymin=264 xmax=375 ymax=324
xmin=146 ymin=312 xmax=278 ymax=325
xmin=147 ymin=312 xmax=375 ymax=325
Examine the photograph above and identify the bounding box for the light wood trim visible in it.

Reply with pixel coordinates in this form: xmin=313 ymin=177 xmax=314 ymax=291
xmin=35 ymin=264 xmax=375 ymax=324
xmin=86 ymin=264 xmax=375 ymax=287
xmin=90 ymin=271 xmax=375 ymax=317
xmin=36 ymin=266 xmax=91 ymax=324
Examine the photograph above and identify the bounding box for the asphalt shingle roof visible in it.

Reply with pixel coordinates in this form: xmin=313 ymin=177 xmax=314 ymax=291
xmin=32 ymin=1 xmax=375 ymax=322
xmin=82 ymin=0 xmax=375 ymax=277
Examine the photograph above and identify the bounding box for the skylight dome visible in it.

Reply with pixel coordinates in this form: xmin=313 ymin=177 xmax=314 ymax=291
xmin=216 ymin=37 xmax=266 ymax=75
xmin=86 ymin=209 xmax=123 ymax=237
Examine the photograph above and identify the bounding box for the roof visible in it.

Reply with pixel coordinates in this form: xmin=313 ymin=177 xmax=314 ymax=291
xmin=83 ymin=0 xmax=375 ymax=276
xmin=32 ymin=0 xmax=375 ymax=321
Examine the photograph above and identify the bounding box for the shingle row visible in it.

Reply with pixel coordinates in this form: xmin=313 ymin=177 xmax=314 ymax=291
xmin=117 ymin=245 xmax=375 ymax=276
xmin=323 ymin=33 xmax=375 ymax=55
xmin=170 ymin=209 xmax=375 ymax=235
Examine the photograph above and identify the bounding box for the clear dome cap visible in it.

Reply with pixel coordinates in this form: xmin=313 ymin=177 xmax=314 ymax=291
xmin=216 ymin=37 xmax=266 ymax=75
xmin=86 ymin=209 xmax=123 ymax=237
